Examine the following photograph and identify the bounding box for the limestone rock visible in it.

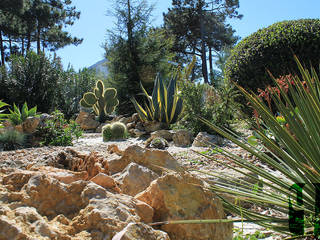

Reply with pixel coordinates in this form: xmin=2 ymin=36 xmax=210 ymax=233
xmin=54 ymin=149 xmax=109 ymax=180
xmin=76 ymin=111 xmax=100 ymax=130
xmin=22 ymin=116 xmax=40 ymax=133
xmin=0 ymin=170 xmax=155 ymax=240
xmin=107 ymin=144 xmax=123 ymax=156
xmin=151 ymin=130 xmax=173 ymax=141
xmin=136 ymin=172 xmax=233 ymax=240
xmin=172 ymin=130 xmax=193 ymax=147
xmin=108 ymin=145 xmax=184 ymax=175
xmin=112 ymin=223 xmax=170 ymax=240
xmin=133 ymin=129 xmax=147 ymax=137
xmin=143 ymin=121 xmax=168 ymax=133
xmin=90 ymin=173 xmax=121 ymax=193
xmin=192 ymin=132 xmax=224 ymax=147
xmin=115 ymin=163 xmax=159 ymax=196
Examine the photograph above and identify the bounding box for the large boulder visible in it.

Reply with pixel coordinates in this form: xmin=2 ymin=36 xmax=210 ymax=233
xmin=112 ymin=223 xmax=170 ymax=240
xmin=76 ymin=111 xmax=100 ymax=130
xmin=136 ymin=172 xmax=233 ymax=240
xmin=108 ymin=145 xmax=184 ymax=175
xmin=115 ymin=163 xmax=159 ymax=196
xmin=0 ymin=171 xmax=155 ymax=240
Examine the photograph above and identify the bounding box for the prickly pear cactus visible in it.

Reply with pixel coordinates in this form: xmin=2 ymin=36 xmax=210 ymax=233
xmin=80 ymin=80 xmax=119 ymax=122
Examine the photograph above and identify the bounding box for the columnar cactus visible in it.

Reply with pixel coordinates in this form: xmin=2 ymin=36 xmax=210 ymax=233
xmin=80 ymin=80 xmax=119 ymax=122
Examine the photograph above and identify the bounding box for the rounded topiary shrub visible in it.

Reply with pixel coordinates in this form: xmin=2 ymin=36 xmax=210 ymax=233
xmin=225 ymin=19 xmax=320 ymax=92
xmin=102 ymin=122 xmax=127 ymax=141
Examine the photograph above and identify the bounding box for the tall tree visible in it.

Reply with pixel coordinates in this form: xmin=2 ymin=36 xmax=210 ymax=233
xmin=105 ymin=0 xmax=175 ymax=114
xmin=0 ymin=0 xmax=82 ymax=64
xmin=164 ymin=0 xmax=241 ymax=84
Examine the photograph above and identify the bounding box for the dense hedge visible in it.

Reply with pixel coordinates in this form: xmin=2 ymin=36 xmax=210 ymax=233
xmin=225 ymin=19 xmax=320 ymax=92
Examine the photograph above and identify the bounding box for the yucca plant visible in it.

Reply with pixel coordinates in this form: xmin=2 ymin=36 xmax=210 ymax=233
xmin=131 ymin=72 xmax=184 ymax=126
xmin=198 ymin=56 xmax=320 ymax=237
xmin=7 ymin=102 xmax=38 ymax=126
xmin=151 ymin=57 xmax=320 ymax=239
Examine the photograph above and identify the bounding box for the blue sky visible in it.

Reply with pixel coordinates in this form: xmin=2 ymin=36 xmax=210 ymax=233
xmin=56 ymin=0 xmax=320 ymax=71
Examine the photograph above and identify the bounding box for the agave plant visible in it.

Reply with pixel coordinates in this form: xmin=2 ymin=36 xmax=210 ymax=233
xmin=131 ymin=73 xmax=183 ymax=126
xmin=7 ymin=102 xmax=38 ymax=126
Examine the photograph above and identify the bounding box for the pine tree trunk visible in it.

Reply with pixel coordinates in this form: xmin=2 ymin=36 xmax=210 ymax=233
xmin=37 ymin=24 xmax=41 ymax=54
xmin=21 ymin=38 xmax=25 ymax=56
xmin=199 ymin=4 xmax=208 ymax=84
xmin=209 ymin=46 xmax=213 ymax=86
xmin=27 ymin=32 xmax=31 ymax=51
xmin=0 ymin=30 xmax=4 ymax=65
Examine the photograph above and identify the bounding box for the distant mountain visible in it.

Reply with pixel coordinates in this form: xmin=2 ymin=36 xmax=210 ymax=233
xmin=89 ymin=59 xmax=108 ymax=78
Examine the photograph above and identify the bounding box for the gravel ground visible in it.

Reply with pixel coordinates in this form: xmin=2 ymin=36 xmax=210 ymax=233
xmin=0 ymin=133 xmax=287 ymax=239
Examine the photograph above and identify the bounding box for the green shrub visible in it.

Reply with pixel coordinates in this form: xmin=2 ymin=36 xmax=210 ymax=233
xmin=177 ymin=82 xmax=242 ymax=134
xmin=36 ymin=110 xmax=82 ymax=146
xmin=0 ymin=130 xmax=25 ymax=151
xmin=7 ymin=102 xmax=38 ymax=126
xmin=225 ymin=19 xmax=320 ymax=92
xmin=102 ymin=121 xmax=127 ymax=141
xmin=1 ymin=52 xmax=63 ymax=113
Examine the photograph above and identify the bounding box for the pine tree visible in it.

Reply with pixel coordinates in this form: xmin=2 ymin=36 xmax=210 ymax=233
xmin=164 ymin=0 xmax=242 ymax=84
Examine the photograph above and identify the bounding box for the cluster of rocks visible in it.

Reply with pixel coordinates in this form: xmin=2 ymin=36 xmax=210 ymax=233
xmin=75 ymin=111 xmax=226 ymax=149
xmin=0 ymin=145 xmax=233 ymax=240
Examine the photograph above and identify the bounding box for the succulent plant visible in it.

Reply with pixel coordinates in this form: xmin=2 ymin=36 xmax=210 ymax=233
xmin=80 ymin=80 xmax=119 ymax=123
xmin=7 ymin=102 xmax=38 ymax=126
xmin=131 ymin=72 xmax=183 ymax=126
xmin=102 ymin=122 xmax=127 ymax=141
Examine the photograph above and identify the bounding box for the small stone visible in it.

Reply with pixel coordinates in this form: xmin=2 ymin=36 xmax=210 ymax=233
xmin=172 ymin=130 xmax=193 ymax=147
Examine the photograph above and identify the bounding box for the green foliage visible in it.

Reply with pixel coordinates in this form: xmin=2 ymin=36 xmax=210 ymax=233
xmin=105 ymin=0 xmax=175 ymax=114
xmin=56 ymin=67 xmax=97 ymax=119
xmin=80 ymin=80 xmax=119 ymax=123
xmin=200 ymin=56 xmax=320 ymax=237
xmin=1 ymin=52 xmax=63 ymax=113
xmin=7 ymin=102 xmax=38 ymax=126
xmin=131 ymin=72 xmax=183 ymax=126
xmin=36 ymin=110 xmax=82 ymax=146
xmin=0 ymin=100 xmax=9 ymax=127
xmin=102 ymin=122 xmax=127 ymax=141
xmin=225 ymin=19 xmax=320 ymax=92
xmin=233 ymin=229 xmax=266 ymax=240
xmin=178 ymin=82 xmax=242 ymax=134
xmin=0 ymin=129 xmax=25 ymax=151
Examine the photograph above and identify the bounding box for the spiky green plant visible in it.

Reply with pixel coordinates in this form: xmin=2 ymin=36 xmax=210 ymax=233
xmin=80 ymin=80 xmax=119 ymax=122
xmin=198 ymin=56 xmax=320 ymax=237
xmin=131 ymin=72 xmax=183 ymax=126
xmin=152 ymin=56 xmax=320 ymax=239
xmin=7 ymin=102 xmax=38 ymax=126
xmin=0 ymin=100 xmax=9 ymax=128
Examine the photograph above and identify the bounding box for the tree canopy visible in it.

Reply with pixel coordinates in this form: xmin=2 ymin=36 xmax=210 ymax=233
xmin=164 ymin=0 xmax=242 ymax=84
